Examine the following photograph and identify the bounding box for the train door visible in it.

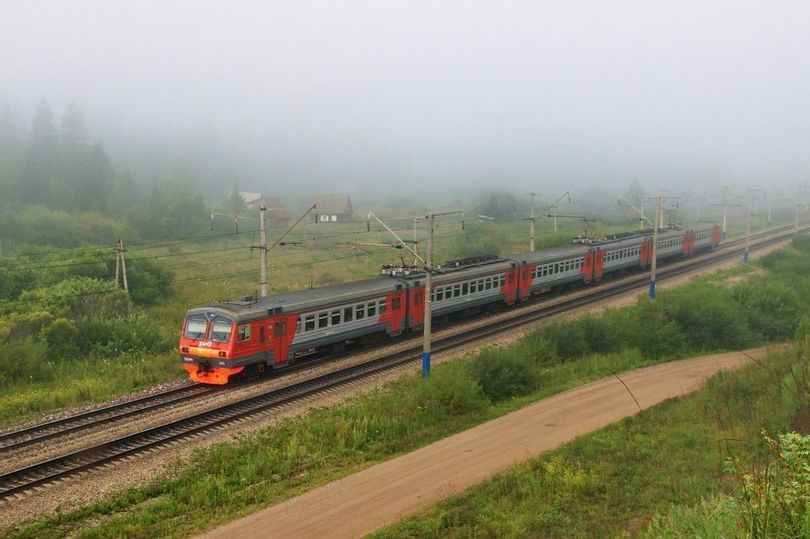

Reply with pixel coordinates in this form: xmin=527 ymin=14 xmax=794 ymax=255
xmin=592 ymin=249 xmax=605 ymax=280
xmin=270 ymin=314 xmax=299 ymax=365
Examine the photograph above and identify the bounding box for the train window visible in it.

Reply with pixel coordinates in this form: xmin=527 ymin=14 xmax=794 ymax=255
xmin=210 ymin=316 xmax=233 ymax=342
xmin=260 ymin=326 xmax=265 ymax=342
xmin=318 ymin=312 xmax=328 ymax=328
xmin=436 ymin=289 xmax=444 ymax=301
xmin=344 ymin=307 xmax=353 ymax=322
xmin=368 ymin=302 xmax=377 ymax=316
xmin=331 ymin=310 xmax=341 ymax=326
xmin=391 ymin=297 xmax=400 ymax=310
xmin=379 ymin=300 xmax=387 ymax=314
xmin=454 ymin=284 xmax=461 ymax=296
xmin=237 ymin=324 xmax=251 ymax=342
xmin=499 ymin=276 xmax=505 ymax=286
xmin=305 ymin=314 xmax=315 ymax=331
xmin=274 ymin=321 xmax=287 ymax=337
xmin=184 ymin=314 xmax=207 ymax=339
xmin=357 ymin=305 xmax=365 ymax=319
xmin=296 ymin=319 xmax=301 ymax=334
xmin=485 ymin=279 xmax=491 ymax=290
xmin=462 ymin=283 xmax=468 ymax=295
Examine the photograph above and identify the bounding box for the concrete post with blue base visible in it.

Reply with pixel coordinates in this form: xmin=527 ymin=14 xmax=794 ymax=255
xmin=422 ymin=213 xmax=434 ymax=378
xmin=649 ymin=196 xmax=661 ymax=300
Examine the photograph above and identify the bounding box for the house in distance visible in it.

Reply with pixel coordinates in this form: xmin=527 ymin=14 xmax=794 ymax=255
xmin=238 ymin=192 xmax=290 ymax=226
xmin=314 ymin=194 xmax=353 ymax=223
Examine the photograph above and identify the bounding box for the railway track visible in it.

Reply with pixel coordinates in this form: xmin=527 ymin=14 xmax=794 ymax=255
xmin=0 ymin=223 xmax=804 ymax=499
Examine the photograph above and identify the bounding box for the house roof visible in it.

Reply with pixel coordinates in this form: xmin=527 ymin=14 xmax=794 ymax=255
xmin=313 ymin=194 xmax=353 ymax=215
xmin=239 ymin=192 xmax=263 ymax=204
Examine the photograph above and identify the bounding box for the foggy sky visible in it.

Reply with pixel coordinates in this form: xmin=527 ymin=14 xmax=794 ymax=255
xmin=2 ymin=0 xmax=809 ymax=196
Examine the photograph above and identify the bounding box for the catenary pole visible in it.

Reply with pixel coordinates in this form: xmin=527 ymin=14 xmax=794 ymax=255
xmin=529 ymin=192 xmax=536 ymax=252
xmin=649 ymin=196 xmax=660 ymax=299
xmin=744 ymin=189 xmax=751 ymax=264
xmin=259 ymin=205 xmax=268 ymax=297
xmin=422 ymin=212 xmax=434 ymax=378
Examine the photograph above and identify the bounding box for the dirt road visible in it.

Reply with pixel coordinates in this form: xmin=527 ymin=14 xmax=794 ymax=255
xmin=200 ymin=347 xmax=771 ymax=539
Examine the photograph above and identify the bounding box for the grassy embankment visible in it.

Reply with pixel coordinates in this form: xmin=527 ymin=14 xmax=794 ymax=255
xmin=0 ymin=215 xmax=668 ymax=425
xmin=4 ymin=234 xmax=808 ymax=538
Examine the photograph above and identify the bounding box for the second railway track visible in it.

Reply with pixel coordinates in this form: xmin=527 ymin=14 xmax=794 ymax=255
xmin=0 ymin=223 xmax=804 ymax=500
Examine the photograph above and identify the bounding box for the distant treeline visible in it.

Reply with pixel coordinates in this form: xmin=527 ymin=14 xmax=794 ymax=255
xmin=0 ymin=99 xmax=209 ymax=246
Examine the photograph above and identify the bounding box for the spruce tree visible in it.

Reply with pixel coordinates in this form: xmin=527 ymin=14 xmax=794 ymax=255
xmin=23 ymin=98 xmax=59 ymax=206
xmin=0 ymin=104 xmax=22 ymax=204
xmin=58 ymin=102 xmax=90 ymax=210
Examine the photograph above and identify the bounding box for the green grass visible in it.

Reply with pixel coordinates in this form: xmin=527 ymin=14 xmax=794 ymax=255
xmin=0 ymin=351 xmax=181 ymax=426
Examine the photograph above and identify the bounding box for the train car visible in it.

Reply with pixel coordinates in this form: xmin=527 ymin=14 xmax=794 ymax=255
xmin=179 ymin=277 xmax=407 ymax=384
xmin=587 ymin=233 xmax=647 ymax=279
xmin=693 ymin=222 xmax=721 ymax=251
xmin=508 ymin=244 xmax=592 ymax=298
xmin=396 ymin=256 xmax=519 ymax=330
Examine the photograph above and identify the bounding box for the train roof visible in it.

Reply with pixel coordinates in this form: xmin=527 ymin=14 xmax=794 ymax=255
xmin=508 ymin=243 xmax=590 ymax=264
xmin=187 ymin=276 xmax=400 ymax=321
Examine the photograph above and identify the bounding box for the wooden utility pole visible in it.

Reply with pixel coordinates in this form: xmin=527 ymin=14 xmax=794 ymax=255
xmin=114 ymin=239 xmax=129 ymax=293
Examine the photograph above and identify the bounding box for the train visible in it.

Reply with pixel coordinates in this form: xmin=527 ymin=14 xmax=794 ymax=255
xmin=179 ymin=222 xmax=721 ymax=384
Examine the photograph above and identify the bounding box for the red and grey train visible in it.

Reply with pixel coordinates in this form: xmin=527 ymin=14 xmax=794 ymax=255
xmin=179 ymin=223 xmax=721 ymax=384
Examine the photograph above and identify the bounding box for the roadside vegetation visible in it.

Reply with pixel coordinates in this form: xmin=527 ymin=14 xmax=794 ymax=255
xmin=4 ymin=235 xmax=809 ymax=538
xmin=375 ymin=327 xmax=810 ymax=538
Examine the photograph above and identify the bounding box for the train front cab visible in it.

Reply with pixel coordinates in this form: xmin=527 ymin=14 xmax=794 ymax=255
xmin=179 ymin=311 xmax=243 ymax=385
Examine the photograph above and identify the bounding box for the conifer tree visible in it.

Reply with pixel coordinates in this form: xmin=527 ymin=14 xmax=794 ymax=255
xmin=23 ymin=98 xmax=59 ymax=205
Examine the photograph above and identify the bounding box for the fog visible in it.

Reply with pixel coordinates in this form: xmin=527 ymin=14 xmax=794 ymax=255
xmin=2 ymin=0 xmax=809 ymax=199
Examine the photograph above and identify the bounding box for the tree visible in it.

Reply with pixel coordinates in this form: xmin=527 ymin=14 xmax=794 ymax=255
xmin=79 ymin=141 xmax=113 ymax=212
xmin=0 ymin=104 xmax=23 ymax=204
xmin=23 ymin=98 xmax=59 ymax=206
xmin=226 ymin=181 xmax=246 ymax=213
xmin=58 ymin=102 xmax=90 ymax=210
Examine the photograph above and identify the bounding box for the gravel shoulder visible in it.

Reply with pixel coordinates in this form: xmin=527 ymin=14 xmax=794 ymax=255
xmin=199 ymin=347 xmax=772 ymax=539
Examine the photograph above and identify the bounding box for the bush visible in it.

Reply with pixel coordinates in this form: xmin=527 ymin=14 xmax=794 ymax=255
xmin=418 ymin=364 xmax=488 ymax=415
xmin=78 ymin=314 xmax=173 ymax=355
xmin=732 ymin=281 xmax=800 ymax=341
xmin=18 ymin=276 xmax=131 ymax=318
xmin=42 ymin=318 xmax=79 ymax=359
xmin=659 ymin=285 xmax=750 ymax=351
xmin=539 ymin=321 xmax=592 ymax=361
xmin=0 ymin=339 xmax=50 ymax=385
xmin=469 ymin=348 xmax=543 ymax=401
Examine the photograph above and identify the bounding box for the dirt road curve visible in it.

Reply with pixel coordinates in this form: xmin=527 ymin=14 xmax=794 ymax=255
xmin=200 ymin=347 xmax=770 ymax=539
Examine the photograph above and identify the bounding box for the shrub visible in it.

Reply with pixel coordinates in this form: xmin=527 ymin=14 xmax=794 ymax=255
xmin=660 ymin=284 xmax=750 ymax=351
xmin=732 ymin=281 xmax=800 ymax=341
xmin=0 ymin=339 xmax=50 ymax=385
xmin=418 ymin=364 xmax=488 ymax=415
xmin=42 ymin=318 xmax=79 ymax=359
xmin=469 ymin=348 xmax=543 ymax=401
xmin=18 ymin=276 xmax=131 ymax=318
xmin=539 ymin=321 xmax=592 ymax=361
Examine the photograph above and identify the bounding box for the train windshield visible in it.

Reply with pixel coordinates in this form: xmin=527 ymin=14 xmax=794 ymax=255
xmin=184 ymin=314 xmax=207 ymax=339
xmin=210 ymin=316 xmax=233 ymax=342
